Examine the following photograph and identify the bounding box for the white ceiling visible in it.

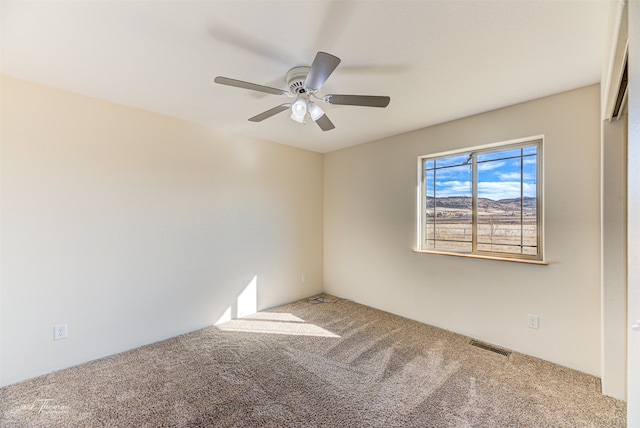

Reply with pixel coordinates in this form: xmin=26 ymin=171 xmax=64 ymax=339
xmin=1 ymin=0 xmax=611 ymax=153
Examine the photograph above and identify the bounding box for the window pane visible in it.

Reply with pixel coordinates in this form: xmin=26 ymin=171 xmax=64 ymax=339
xmin=435 ymin=164 xmax=471 ymax=249
xmin=476 ymin=145 xmax=537 ymax=255
xmin=425 ymin=168 xmax=435 ymax=245
xmin=522 ymin=155 xmax=537 ymax=254
xmin=424 ymin=159 xmax=471 ymax=251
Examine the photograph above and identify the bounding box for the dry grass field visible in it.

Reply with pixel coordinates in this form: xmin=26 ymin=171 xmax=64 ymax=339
xmin=424 ymin=216 xmax=537 ymax=254
xmin=423 ymin=197 xmax=538 ymax=255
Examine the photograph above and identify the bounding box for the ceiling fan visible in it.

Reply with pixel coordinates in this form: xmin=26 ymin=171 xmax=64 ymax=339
xmin=214 ymin=52 xmax=390 ymax=131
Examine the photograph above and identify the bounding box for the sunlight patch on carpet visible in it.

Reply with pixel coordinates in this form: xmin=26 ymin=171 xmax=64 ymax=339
xmin=217 ymin=315 xmax=340 ymax=337
xmin=240 ymin=312 xmax=305 ymax=322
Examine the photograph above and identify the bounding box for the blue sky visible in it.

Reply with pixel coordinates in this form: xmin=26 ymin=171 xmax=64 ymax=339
xmin=425 ymin=148 xmax=537 ymax=201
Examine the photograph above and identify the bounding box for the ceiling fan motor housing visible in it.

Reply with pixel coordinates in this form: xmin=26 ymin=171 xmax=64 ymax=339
xmin=286 ymin=66 xmax=311 ymax=94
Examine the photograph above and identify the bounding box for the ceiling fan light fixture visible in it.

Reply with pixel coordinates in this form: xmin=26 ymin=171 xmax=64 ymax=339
xmin=214 ymin=51 xmax=390 ymax=132
xmin=290 ymin=98 xmax=308 ymax=123
xmin=308 ymin=103 xmax=324 ymax=121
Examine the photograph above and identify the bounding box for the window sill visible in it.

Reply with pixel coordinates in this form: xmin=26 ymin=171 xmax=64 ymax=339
xmin=412 ymin=249 xmax=548 ymax=265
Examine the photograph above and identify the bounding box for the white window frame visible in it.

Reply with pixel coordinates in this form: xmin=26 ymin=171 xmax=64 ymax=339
xmin=416 ymin=136 xmax=545 ymax=264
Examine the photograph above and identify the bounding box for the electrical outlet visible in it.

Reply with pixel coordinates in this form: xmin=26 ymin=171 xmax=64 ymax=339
xmin=301 ymin=274 xmax=308 ymax=283
xmin=527 ymin=315 xmax=539 ymax=329
xmin=54 ymin=324 xmax=68 ymax=340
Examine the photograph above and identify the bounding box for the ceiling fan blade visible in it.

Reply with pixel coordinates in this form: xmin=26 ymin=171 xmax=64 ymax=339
xmin=248 ymin=104 xmax=291 ymax=122
xmin=214 ymin=76 xmax=289 ymax=96
xmin=315 ymin=113 xmax=335 ymax=131
xmin=304 ymin=52 xmax=341 ymax=92
xmin=324 ymin=94 xmax=390 ymax=108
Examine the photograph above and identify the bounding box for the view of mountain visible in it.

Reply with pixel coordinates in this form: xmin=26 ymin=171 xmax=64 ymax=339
xmin=426 ymin=196 xmax=536 ymax=214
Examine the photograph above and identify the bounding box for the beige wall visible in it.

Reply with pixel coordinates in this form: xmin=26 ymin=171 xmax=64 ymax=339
xmin=324 ymin=85 xmax=602 ymax=375
xmin=0 ymin=76 xmax=324 ymax=386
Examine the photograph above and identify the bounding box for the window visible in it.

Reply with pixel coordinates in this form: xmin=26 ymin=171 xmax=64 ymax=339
xmin=417 ymin=138 xmax=542 ymax=262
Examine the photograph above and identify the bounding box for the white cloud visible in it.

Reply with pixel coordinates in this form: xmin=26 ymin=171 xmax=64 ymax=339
xmin=497 ymin=172 xmax=536 ymax=181
xmin=497 ymin=172 xmax=521 ymax=180
xmin=478 ymin=181 xmax=536 ymax=200
xmin=477 ymin=161 xmax=505 ymax=171
xmin=434 ymin=180 xmax=472 ymax=197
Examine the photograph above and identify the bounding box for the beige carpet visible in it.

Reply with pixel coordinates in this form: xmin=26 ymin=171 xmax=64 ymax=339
xmin=0 ymin=295 xmax=626 ymax=427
